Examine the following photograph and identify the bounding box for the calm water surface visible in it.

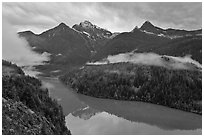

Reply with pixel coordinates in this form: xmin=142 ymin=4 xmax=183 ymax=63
xmin=39 ymin=77 xmax=202 ymax=135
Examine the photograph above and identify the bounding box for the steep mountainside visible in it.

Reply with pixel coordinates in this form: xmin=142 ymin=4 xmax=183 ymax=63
xmin=72 ymin=20 xmax=116 ymax=52
xmin=2 ymin=60 xmax=71 ymax=135
xmin=93 ymin=27 xmax=170 ymax=61
xmin=19 ymin=23 xmax=91 ymax=65
xmin=140 ymin=21 xmax=201 ymax=38
xmin=18 ymin=23 xmax=93 ymax=76
xmin=94 ymin=21 xmax=202 ymax=63
xmin=72 ymin=20 xmax=113 ymax=41
xmin=18 ymin=21 xmax=202 ymax=76
xmin=18 ymin=21 xmax=116 ymax=76
xmin=153 ymin=36 xmax=202 ymax=63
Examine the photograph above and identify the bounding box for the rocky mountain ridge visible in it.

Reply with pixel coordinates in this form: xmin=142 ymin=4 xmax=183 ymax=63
xmin=18 ymin=20 xmax=202 ymax=76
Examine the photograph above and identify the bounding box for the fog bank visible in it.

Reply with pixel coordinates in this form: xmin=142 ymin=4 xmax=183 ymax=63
xmin=87 ymin=52 xmax=201 ymax=70
xmin=2 ymin=20 xmax=50 ymax=67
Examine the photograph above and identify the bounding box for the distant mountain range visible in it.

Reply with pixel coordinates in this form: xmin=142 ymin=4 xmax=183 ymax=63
xmin=94 ymin=21 xmax=201 ymax=62
xmin=140 ymin=21 xmax=201 ymax=38
xmin=18 ymin=20 xmax=202 ymax=76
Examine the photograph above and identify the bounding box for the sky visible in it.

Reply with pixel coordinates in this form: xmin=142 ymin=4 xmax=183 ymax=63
xmin=2 ymin=2 xmax=202 ymax=34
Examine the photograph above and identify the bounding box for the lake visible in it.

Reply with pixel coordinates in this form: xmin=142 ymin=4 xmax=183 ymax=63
xmin=39 ymin=76 xmax=202 ymax=135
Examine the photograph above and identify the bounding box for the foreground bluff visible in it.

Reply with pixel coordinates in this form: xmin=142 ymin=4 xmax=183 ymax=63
xmin=2 ymin=60 xmax=71 ymax=135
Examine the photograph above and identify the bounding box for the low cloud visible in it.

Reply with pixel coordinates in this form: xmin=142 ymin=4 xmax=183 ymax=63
xmin=2 ymin=20 xmax=50 ymax=67
xmin=88 ymin=52 xmax=201 ymax=70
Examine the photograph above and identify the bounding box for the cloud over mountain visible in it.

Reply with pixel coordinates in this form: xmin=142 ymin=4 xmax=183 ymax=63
xmin=2 ymin=2 xmax=202 ymax=33
xmin=2 ymin=20 xmax=49 ymax=66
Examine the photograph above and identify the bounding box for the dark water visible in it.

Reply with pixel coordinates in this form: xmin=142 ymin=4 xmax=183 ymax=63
xmin=39 ymin=77 xmax=202 ymax=135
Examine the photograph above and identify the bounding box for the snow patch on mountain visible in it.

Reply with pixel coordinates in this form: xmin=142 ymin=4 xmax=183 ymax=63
xmin=109 ymin=32 xmax=120 ymax=39
xmin=56 ymin=53 xmax=62 ymax=56
xmin=73 ymin=20 xmax=114 ymax=40
xmin=141 ymin=29 xmax=195 ymax=39
xmin=83 ymin=31 xmax=90 ymax=37
xmin=71 ymin=27 xmax=83 ymax=34
xmin=143 ymin=30 xmax=155 ymax=35
xmin=80 ymin=20 xmax=94 ymax=28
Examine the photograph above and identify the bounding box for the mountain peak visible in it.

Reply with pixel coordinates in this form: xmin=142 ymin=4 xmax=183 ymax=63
xmin=83 ymin=20 xmax=92 ymax=24
xmin=58 ymin=22 xmax=68 ymax=27
xmin=18 ymin=30 xmax=35 ymax=35
xmin=131 ymin=26 xmax=140 ymax=32
xmin=79 ymin=20 xmax=94 ymax=28
xmin=140 ymin=21 xmax=155 ymax=30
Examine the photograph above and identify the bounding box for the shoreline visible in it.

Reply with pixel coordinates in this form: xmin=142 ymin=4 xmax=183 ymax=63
xmin=23 ymin=65 xmax=202 ymax=116
xmin=61 ymin=80 xmax=201 ymax=116
xmin=78 ymin=91 xmax=202 ymax=115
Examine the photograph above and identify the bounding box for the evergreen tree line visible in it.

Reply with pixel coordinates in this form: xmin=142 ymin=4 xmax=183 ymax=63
xmin=61 ymin=63 xmax=202 ymax=114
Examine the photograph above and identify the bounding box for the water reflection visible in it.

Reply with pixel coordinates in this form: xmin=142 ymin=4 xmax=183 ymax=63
xmin=72 ymin=106 xmax=101 ymax=120
xmin=66 ymin=112 xmax=201 ymax=135
xmin=40 ymin=77 xmax=86 ymax=115
xmin=39 ymin=77 xmax=202 ymax=135
xmin=75 ymin=93 xmax=202 ymax=131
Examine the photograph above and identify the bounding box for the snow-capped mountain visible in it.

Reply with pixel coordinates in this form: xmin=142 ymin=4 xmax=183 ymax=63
xmin=72 ymin=20 xmax=114 ymax=40
xmin=138 ymin=21 xmax=202 ymax=39
xmin=95 ymin=21 xmax=202 ymax=64
xmin=72 ymin=20 xmax=119 ymax=53
xmin=18 ymin=20 xmax=202 ymax=76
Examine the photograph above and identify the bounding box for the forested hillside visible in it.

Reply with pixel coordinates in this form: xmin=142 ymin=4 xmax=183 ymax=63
xmin=60 ymin=63 xmax=202 ymax=114
xmin=2 ymin=60 xmax=71 ymax=135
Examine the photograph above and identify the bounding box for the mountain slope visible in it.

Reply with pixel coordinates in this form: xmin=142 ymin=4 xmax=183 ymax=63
xmin=18 ymin=21 xmax=116 ymax=76
xmin=140 ymin=21 xmax=201 ymax=38
xmin=93 ymin=26 xmax=171 ymax=61
xmin=154 ymin=36 xmax=202 ymax=63
xmin=18 ymin=20 xmax=202 ymax=76
xmin=94 ymin=21 xmax=202 ymax=63
xmin=72 ymin=20 xmax=112 ymax=40
xmin=18 ymin=23 xmax=93 ymax=76
xmin=72 ymin=20 xmax=117 ymax=53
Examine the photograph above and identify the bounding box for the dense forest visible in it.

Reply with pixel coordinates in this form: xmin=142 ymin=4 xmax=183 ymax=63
xmin=2 ymin=60 xmax=70 ymax=135
xmin=61 ymin=63 xmax=202 ymax=114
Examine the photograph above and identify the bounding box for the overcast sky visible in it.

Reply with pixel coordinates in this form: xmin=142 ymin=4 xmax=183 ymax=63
xmin=2 ymin=2 xmax=202 ymax=34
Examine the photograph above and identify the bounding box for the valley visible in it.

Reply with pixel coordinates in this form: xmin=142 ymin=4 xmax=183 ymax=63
xmin=3 ymin=9 xmax=202 ymax=134
xmin=16 ymin=19 xmax=202 ymax=115
xmin=39 ymin=76 xmax=202 ymax=135
xmin=17 ymin=20 xmax=202 ymax=115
